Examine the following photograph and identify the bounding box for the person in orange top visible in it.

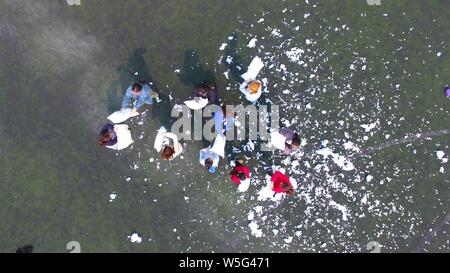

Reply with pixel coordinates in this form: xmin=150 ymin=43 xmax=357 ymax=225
xmin=239 ymin=80 xmax=262 ymax=104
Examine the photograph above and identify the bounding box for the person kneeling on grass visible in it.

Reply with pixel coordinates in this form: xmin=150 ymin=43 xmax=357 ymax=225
xmin=229 ymin=159 xmax=251 ymax=192
xmin=199 ymin=147 xmax=220 ymax=174
xmin=239 ymin=80 xmax=262 ymax=104
xmin=271 ymin=171 xmax=295 ymax=196
xmin=279 ymin=127 xmax=301 ymax=155
xmin=270 ymin=127 xmax=301 ymax=155
xmin=98 ymin=123 xmax=134 ymax=150
xmin=121 ymin=81 xmax=159 ymax=112
xmin=193 ymin=82 xmax=217 ymax=105
xmin=154 ymin=127 xmax=183 ymax=161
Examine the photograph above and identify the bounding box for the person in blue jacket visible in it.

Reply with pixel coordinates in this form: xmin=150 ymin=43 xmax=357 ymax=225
xmin=121 ymin=82 xmax=159 ymax=111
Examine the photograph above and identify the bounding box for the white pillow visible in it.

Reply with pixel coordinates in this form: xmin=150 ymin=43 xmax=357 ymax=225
xmin=114 ymin=124 xmax=134 ymax=150
xmin=184 ymin=98 xmax=209 ymax=110
xmin=210 ymin=134 xmax=226 ymax=158
xmin=270 ymin=131 xmax=287 ymax=150
xmin=107 ymin=108 xmax=139 ymax=124
xmin=241 ymin=56 xmax=264 ymax=82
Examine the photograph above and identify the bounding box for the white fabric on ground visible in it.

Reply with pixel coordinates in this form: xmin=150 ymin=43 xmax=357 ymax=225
xmin=241 ymin=56 xmax=264 ymax=82
xmin=106 ymin=124 xmax=133 ymax=150
xmin=107 ymin=108 xmax=139 ymax=124
xmin=184 ymin=98 xmax=209 ymax=110
xmin=210 ymin=134 xmax=226 ymax=158
xmin=269 ymin=131 xmax=287 ymax=150
xmin=153 ymin=126 xmax=167 ymax=152
xmin=238 ymin=178 xmax=251 ymax=192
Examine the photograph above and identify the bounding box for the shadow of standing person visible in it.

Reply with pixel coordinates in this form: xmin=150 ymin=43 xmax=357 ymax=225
xmin=178 ymin=49 xmax=218 ymax=147
xmin=222 ymin=32 xmax=245 ymax=84
xmin=107 ymin=48 xmax=157 ymax=113
xmin=108 ymin=48 xmax=175 ymax=128
xmin=178 ymin=49 xmax=216 ymax=87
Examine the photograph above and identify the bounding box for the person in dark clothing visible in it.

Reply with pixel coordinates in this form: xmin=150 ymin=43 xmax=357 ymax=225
xmin=16 ymin=245 xmax=33 ymax=253
xmin=279 ymin=127 xmax=301 ymax=155
xmin=98 ymin=123 xmax=118 ymax=147
xmin=193 ymin=82 xmax=217 ymax=105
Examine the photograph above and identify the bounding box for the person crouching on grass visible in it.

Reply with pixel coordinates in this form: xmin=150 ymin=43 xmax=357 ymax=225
xmin=193 ymin=82 xmax=217 ymax=105
xmin=229 ymin=159 xmax=251 ymax=192
xmin=239 ymin=80 xmax=262 ymax=104
xmin=98 ymin=123 xmax=134 ymax=151
xmin=199 ymin=147 xmax=220 ymax=174
xmin=271 ymin=171 xmax=295 ymax=196
xmin=154 ymin=127 xmax=183 ymax=161
xmin=121 ymin=81 xmax=159 ymax=113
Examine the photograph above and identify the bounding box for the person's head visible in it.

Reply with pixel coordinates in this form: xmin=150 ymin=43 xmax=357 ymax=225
xmin=281 ymin=181 xmax=295 ymax=196
xmin=291 ymin=133 xmax=301 ymax=150
xmin=196 ymin=83 xmax=213 ymax=96
xmin=236 ymin=172 xmax=247 ymax=181
xmin=132 ymin=83 xmax=143 ymax=95
xmin=98 ymin=129 xmax=112 ymax=146
xmin=204 ymin=158 xmax=217 ymax=173
xmin=205 ymin=158 xmax=213 ymax=169
xmin=248 ymin=81 xmax=261 ymax=94
xmin=161 ymin=145 xmax=175 ymax=160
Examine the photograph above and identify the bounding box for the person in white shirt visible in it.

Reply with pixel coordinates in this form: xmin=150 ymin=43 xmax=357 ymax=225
xmin=153 ymin=127 xmax=183 ymax=161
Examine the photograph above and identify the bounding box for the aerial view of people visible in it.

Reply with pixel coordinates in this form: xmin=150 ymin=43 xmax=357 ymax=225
xmin=1 ymin=0 xmax=448 ymax=266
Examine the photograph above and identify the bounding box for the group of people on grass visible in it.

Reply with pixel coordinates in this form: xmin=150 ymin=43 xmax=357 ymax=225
xmin=98 ymin=57 xmax=301 ymax=196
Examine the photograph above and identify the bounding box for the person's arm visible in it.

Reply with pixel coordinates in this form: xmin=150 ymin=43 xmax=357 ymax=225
xmin=230 ymin=174 xmax=241 ymax=184
xmin=163 ymin=132 xmax=179 ymax=144
xmin=121 ymin=88 xmax=133 ymax=109
xmin=153 ymin=130 xmax=165 ymax=152
xmin=279 ymin=127 xmax=295 ymax=140
xmin=243 ymin=166 xmax=251 ymax=179
xmin=212 ymin=153 xmax=220 ymax=167
xmin=199 ymin=149 xmax=206 ymax=165
xmin=239 ymin=82 xmax=249 ymax=95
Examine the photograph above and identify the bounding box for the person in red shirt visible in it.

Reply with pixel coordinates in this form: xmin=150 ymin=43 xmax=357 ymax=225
xmin=271 ymin=171 xmax=295 ymax=196
xmin=229 ymin=159 xmax=252 ymax=192
xmin=230 ymin=159 xmax=251 ymax=184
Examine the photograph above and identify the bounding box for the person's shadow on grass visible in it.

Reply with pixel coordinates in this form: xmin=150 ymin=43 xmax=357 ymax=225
xmin=107 ymin=48 xmax=173 ymax=128
xmin=178 ymin=49 xmax=216 ymax=88
xmin=222 ymin=32 xmax=245 ymax=84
